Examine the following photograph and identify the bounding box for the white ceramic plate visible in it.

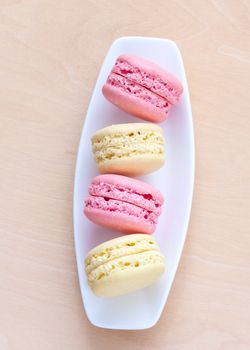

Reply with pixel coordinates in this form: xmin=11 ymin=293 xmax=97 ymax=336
xmin=73 ymin=37 xmax=195 ymax=330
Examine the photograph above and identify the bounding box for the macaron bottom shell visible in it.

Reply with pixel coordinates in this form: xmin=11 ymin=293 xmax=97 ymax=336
xmin=90 ymin=255 xmax=165 ymax=297
xmin=84 ymin=204 xmax=156 ymax=234
xmin=97 ymin=154 xmax=164 ymax=176
xmin=102 ymin=83 xmax=169 ymax=123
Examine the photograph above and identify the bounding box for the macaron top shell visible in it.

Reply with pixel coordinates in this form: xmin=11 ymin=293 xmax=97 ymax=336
xmin=85 ymin=233 xmax=158 ymax=273
xmin=90 ymin=174 xmax=164 ymax=205
xmin=112 ymin=54 xmax=183 ymax=105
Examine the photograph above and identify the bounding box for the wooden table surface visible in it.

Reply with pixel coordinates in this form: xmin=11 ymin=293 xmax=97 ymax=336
xmin=0 ymin=1 xmax=250 ymax=349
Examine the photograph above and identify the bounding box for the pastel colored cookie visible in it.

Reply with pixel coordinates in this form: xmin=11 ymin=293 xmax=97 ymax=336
xmin=84 ymin=174 xmax=164 ymax=234
xmin=91 ymin=123 xmax=165 ymax=176
xmin=85 ymin=234 xmax=166 ymax=297
xmin=102 ymin=54 xmax=183 ymax=123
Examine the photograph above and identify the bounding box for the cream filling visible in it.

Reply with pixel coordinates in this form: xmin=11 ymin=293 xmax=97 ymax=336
xmin=94 ymin=143 xmax=164 ymax=162
xmin=92 ymin=131 xmax=164 ymax=152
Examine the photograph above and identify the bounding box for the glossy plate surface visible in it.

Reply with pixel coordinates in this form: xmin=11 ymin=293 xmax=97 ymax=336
xmin=73 ymin=37 xmax=195 ymax=329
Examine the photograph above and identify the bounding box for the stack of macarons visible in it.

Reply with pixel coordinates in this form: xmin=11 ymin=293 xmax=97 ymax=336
xmin=83 ymin=54 xmax=183 ymax=297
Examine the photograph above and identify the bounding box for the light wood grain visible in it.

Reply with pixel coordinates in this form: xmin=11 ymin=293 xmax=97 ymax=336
xmin=0 ymin=0 xmax=250 ymax=349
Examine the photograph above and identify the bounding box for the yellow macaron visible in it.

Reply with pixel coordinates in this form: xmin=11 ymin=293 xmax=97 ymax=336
xmin=85 ymin=234 xmax=166 ymax=297
xmin=91 ymin=123 xmax=165 ymax=176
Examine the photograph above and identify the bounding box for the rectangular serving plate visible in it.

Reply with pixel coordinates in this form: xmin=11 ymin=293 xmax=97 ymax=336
xmin=73 ymin=37 xmax=195 ymax=330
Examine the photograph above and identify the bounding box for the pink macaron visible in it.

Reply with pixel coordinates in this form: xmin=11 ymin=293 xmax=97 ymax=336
xmin=102 ymin=54 xmax=183 ymax=123
xmin=84 ymin=174 xmax=164 ymax=234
